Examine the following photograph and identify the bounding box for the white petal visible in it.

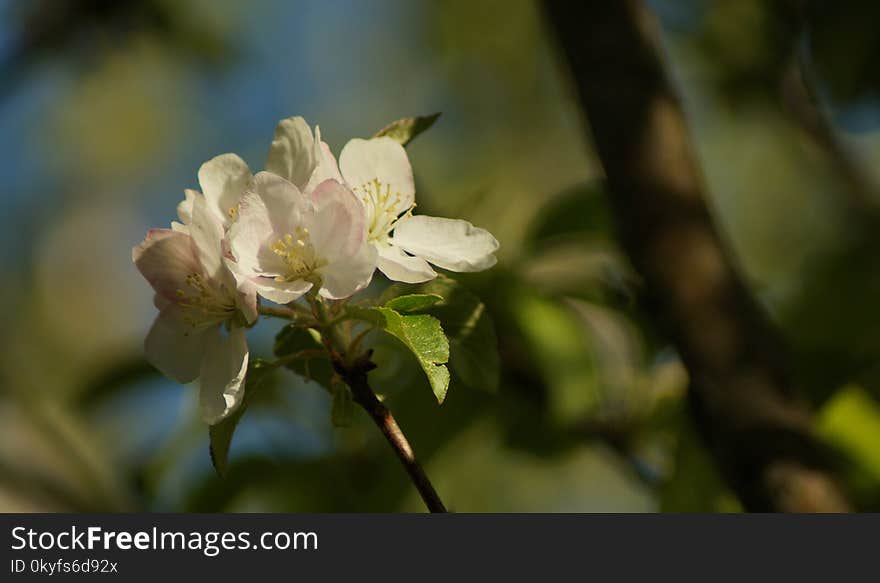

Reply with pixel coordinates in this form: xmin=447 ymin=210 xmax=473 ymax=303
xmin=198 ymin=154 xmax=253 ymax=226
xmin=251 ymin=277 xmax=313 ymax=305
xmin=144 ymin=304 xmax=209 ymax=383
xmin=223 ymin=258 xmax=259 ymax=324
xmin=176 ymin=188 xmax=199 ymax=224
xmin=229 ymin=172 xmax=305 ymax=275
xmin=339 ymin=137 xmax=414 ymax=214
xmin=188 ymin=194 xmax=226 ymax=278
xmin=265 ymin=116 xmax=319 ymax=191
xmin=133 ymin=229 xmax=201 ymax=302
xmin=304 ymin=127 xmax=343 ymax=192
xmin=199 ymin=325 xmax=249 ymax=425
xmin=319 ymin=241 xmax=377 ymax=299
xmin=391 ymin=215 xmax=498 ymax=272
xmin=306 ymin=179 xmax=366 ymax=260
xmin=376 ymin=243 xmax=436 ymax=283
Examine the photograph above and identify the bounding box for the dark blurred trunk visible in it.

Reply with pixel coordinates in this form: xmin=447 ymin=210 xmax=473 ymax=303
xmin=543 ymin=0 xmax=851 ymax=512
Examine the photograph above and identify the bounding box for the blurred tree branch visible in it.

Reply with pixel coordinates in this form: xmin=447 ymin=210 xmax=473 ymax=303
xmin=544 ymin=0 xmax=851 ymax=511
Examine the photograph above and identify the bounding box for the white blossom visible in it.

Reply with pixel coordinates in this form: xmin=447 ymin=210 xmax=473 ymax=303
xmin=228 ymin=172 xmax=376 ymax=303
xmin=133 ymin=194 xmax=256 ymax=424
xmin=338 ymin=137 xmax=499 ymax=283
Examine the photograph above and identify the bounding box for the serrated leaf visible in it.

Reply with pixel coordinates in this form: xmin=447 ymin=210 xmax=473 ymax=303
xmin=373 ymin=113 xmax=441 ymax=146
xmin=384 ymin=293 xmax=443 ymax=313
xmin=209 ymin=358 xmax=274 ymax=477
xmin=331 ymin=382 xmax=354 ymax=427
xmin=351 ymin=306 xmax=450 ymax=403
xmin=380 ymin=276 xmax=500 ymax=392
xmin=273 ymin=324 xmax=333 ymax=391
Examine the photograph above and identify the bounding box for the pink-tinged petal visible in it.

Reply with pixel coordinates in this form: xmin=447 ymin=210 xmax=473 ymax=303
xmin=391 ymin=215 xmax=499 ymax=272
xmin=319 ymin=240 xmax=377 ymax=299
xmin=177 ymin=188 xmax=199 ymax=224
xmin=188 ymin=193 xmax=226 ymax=279
xmin=223 ymin=257 xmax=259 ymax=324
xmin=133 ymin=229 xmax=201 ymax=302
xmin=199 ymin=324 xmax=249 ymax=424
xmin=376 ymin=243 xmax=436 ymax=283
xmin=307 ymin=179 xmax=366 ymax=260
xmin=250 ymin=276 xmax=312 ymax=305
xmin=198 ymin=153 xmax=253 ymax=226
xmin=144 ymin=303 xmax=210 ymax=383
xmin=265 ymin=117 xmax=319 ymax=191
xmin=339 ymin=137 xmax=415 ymax=214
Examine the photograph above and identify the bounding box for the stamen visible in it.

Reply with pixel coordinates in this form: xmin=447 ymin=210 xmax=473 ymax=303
xmin=176 ymin=272 xmax=237 ymax=328
xmin=354 ymin=178 xmax=411 ymax=242
xmin=271 ymin=226 xmax=326 ymax=281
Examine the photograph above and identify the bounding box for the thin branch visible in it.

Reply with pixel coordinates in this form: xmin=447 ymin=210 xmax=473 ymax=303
xmin=544 ymin=0 xmax=852 ymax=511
xmin=332 ymin=352 xmax=447 ymax=513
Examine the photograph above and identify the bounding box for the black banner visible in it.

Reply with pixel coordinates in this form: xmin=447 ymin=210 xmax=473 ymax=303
xmin=0 ymin=514 xmax=870 ymax=580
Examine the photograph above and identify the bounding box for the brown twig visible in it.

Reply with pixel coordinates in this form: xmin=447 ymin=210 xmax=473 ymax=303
xmin=331 ymin=351 xmax=447 ymax=513
xmin=544 ymin=0 xmax=852 ymax=511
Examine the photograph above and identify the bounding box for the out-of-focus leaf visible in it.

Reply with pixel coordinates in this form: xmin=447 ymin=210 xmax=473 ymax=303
xmin=525 ymin=181 xmax=613 ymax=249
xmin=696 ymin=0 xmax=797 ymax=102
xmin=76 ymin=356 xmax=158 ymax=408
xmin=351 ymin=306 xmax=450 ymax=403
xmin=512 ymin=292 xmax=598 ymax=424
xmin=817 ymin=385 xmax=880 ymax=481
xmin=373 ymin=113 xmax=441 ymax=146
xmin=661 ymin=413 xmax=742 ymax=512
xmin=381 ymin=276 xmax=499 ymax=392
xmin=803 ymin=1 xmax=880 ymax=121
xmin=273 ymin=324 xmax=333 ymax=391
xmin=209 ymin=359 xmax=274 ymax=477
xmin=384 ymin=293 xmax=443 ymax=313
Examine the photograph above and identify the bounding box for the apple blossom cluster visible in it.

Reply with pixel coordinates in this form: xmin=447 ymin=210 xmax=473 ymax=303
xmin=133 ymin=116 xmax=498 ymax=425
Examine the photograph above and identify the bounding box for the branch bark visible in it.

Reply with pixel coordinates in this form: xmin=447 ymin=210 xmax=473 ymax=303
xmin=544 ymin=0 xmax=852 ymax=511
xmin=332 ymin=352 xmax=447 ymax=513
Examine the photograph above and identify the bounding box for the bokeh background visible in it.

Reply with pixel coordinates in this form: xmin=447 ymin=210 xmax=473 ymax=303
xmin=2 ymin=0 xmax=880 ymax=512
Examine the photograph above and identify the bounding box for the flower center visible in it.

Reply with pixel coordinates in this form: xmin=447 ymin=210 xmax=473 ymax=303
xmin=271 ymin=226 xmax=326 ymax=282
xmin=176 ymin=273 xmax=236 ymax=328
xmin=355 ymin=178 xmax=413 ymax=242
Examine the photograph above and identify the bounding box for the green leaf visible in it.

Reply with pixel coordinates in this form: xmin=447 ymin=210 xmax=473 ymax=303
xmin=380 ymin=276 xmax=500 ymax=392
xmin=818 ymin=385 xmax=880 ymax=481
xmin=660 ymin=408 xmax=742 ymax=512
xmin=526 ymin=181 xmax=613 ymax=250
xmin=384 ymin=293 xmax=443 ymax=313
xmin=331 ymin=382 xmax=354 ymax=427
xmin=273 ymin=324 xmax=334 ymax=391
xmin=373 ymin=113 xmax=441 ymax=146
xmin=209 ymin=358 xmax=274 ymax=477
xmin=351 ymin=306 xmax=450 ymax=403
xmin=512 ymin=292 xmax=599 ymax=424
